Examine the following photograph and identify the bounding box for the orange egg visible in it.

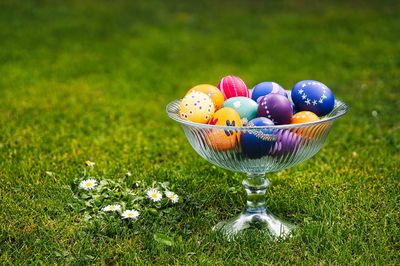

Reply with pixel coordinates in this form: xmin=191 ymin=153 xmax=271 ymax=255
xmin=291 ymin=111 xmax=320 ymax=124
xmin=291 ymin=111 xmax=320 ymax=139
xmin=207 ymin=107 xmax=242 ymax=151
xmin=207 ymin=130 xmax=239 ymax=151
xmin=187 ymin=84 xmax=225 ymax=110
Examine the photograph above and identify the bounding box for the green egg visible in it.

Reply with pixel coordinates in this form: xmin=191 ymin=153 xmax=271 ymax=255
xmin=222 ymin=97 xmax=258 ymax=123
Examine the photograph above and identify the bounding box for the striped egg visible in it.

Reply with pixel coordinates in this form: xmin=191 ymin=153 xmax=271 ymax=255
xmin=179 ymin=91 xmax=215 ymax=123
xmin=217 ymin=75 xmax=249 ymax=100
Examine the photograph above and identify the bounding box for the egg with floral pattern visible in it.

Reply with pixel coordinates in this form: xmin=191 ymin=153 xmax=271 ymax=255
xmin=179 ymin=91 xmax=215 ymax=123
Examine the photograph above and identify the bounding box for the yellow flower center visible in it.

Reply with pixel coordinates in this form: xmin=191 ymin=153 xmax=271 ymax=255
xmin=85 ymin=182 xmax=92 ymax=187
xmin=151 ymin=193 xmax=158 ymax=198
xmin=127 ymin=213 xmax=133 ymax=217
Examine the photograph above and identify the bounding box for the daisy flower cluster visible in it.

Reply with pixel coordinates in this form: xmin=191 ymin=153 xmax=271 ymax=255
xmin=147 ymin=188 xmax=180 ymax=204
xmin=101 ymin=204 xmax=140 ymax=220
xmin=73 ymin=161 xmax=182 ymax=223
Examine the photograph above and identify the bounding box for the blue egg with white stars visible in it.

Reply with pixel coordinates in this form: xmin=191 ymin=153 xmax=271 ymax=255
xmin=241 ymin=117 xmax=275 ymax=159
xmin=252 ymin=82 xmax=287 ymax=103
xmin=291 ymin=80 xmax=335 ymax=116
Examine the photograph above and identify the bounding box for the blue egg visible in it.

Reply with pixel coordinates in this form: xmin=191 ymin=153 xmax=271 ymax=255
xmin=241 ymin=117 xmax=275 ymax=159
xmin=291 ymin=80 xmax=335 ymax=116
xmin=252 ymin=82 xmax=287 ymax=102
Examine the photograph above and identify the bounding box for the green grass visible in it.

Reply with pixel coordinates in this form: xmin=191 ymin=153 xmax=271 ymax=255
xmin=1 ymin=0 xmax=399 ymax=264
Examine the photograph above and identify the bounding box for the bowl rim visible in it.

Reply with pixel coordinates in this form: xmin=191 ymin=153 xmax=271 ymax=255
xmin=166 ymin=95 xmax=348 ymax=130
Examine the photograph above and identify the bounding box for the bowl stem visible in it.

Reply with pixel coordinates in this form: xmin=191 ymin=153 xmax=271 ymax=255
xmin=243 ymin=174 xmax=270 ymax=214
xmin=214 ymin=173 xmax=296 ymax=240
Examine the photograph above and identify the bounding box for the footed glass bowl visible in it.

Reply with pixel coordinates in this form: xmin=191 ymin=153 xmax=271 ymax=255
xmin=166 ymin=93 xmax=348 ymax=239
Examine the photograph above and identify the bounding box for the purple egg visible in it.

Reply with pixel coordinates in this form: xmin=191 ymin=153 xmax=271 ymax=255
xmin=257 ymin=94 xmax=293 ymax=125
xmin=270 ymin=130 xmax=300 ymax=156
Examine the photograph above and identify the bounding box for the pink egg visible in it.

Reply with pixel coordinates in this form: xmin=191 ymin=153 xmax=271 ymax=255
xmin=217 ymin=75 xmax=249 ymax=100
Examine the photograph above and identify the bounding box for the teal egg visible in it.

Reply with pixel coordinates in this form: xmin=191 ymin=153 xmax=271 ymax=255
xmin=222 ymin=97 xmax=258 ymax=122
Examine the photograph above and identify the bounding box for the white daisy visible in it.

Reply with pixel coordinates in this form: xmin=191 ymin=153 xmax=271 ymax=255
xmin=102 ymin=204 xmax=121 ymax=212
xmin=165 ymin=191 xmax=179 ymax=203
xmin=85 ymin=160 xmax=95 ymax=168
xmin=125 ymin=171 xmax=132 ymax=177
xmin=121 ymin=209 xmax=140 ymax=219
xmin=79 ymin=179 xmax=97 ymax=190
xmin=147 ymin=188 xmax=162 ymax=202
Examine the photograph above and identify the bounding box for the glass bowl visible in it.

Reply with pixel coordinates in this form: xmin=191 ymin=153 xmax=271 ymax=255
xmin=166 ymin=92 xmax=348 ymax=239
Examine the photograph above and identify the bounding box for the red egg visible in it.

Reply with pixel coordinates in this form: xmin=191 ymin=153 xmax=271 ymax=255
xmin=217 ymin=75 xmax=249 ymax=100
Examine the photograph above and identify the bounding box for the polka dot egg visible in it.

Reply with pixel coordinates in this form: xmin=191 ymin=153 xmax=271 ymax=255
xmin=179 ymin=91 xmax=215 ymax=123
xmin=187 ymin=84 xmax=225 ymax=110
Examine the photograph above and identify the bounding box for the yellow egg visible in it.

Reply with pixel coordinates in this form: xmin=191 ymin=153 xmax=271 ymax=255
xmin=187 ymin=84 xmax=225 ymax=110
xmin=179 ymin=91 xmax=215 ymax=123
xmin=207 ymin=107 xmax=242 ymax=151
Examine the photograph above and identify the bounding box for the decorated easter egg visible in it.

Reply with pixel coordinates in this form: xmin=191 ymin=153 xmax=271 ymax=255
xmin=217 ymin=75 xmax=249 ymax=100
xmin=241 ymin=117 xmax=275 ymax=159
xmin=258 ymin=94 xmax=293 ymax=125
xmin=187 ymin=84 xmax=225 ymax=110
xmin=208 ymin=130 xmax=238 ymax=152
xmin=291 ymin=111 xmax=320 ymax=124
xmin=252 ymin=82 xmax=287 ymax=102
xmin=291 ymin=80 xmax=335 ymax=116
xmin=208 ymin=107 xmax=242 ymax=151
xmin=179 ymin=91 xmax=215 ymax=123
xmin=291 ymin=111 xmax=322 ymax=139
xmin=222 ymin=97 xmax=258 ymax=123
xmin=269 ymin=130 xmax=300 ymax=156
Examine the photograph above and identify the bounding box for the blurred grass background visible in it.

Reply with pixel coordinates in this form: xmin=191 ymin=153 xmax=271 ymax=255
xmin=0 ymin=0 xmax=399 ymax=264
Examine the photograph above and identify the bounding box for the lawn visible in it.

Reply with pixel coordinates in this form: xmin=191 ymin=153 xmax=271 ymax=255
xmin=0 ymin=0 xmax=399 ymax=264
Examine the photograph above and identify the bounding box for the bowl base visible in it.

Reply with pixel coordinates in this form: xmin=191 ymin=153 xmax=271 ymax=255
xmin=213 ymin=210 xmax=295 ymax=240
